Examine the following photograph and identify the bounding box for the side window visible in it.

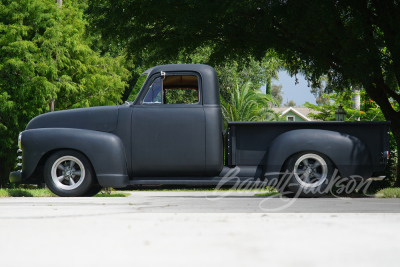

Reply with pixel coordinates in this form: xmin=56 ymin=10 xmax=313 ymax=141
xmin=143 ymin=75 xmax=199 ymax=104
xmin=143 ymin=77 xmax=162 ymax=103
xmin=163 ymin=75 xmax=199 ymax=104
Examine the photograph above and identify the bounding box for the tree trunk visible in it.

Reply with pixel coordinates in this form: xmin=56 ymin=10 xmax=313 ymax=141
xmin=57 ymin=0 xmax=62 ymax=9
xmin=49 ymin=99 xmax=55 ymax=112
xmin=382 ymin=115 xmax=400 ymax=187
xmin=394 ymin=136 xmax=400 ymax=187
xmin=266 ymin=76 xmax=271 ymax=95
xmin=363 ymin=81 xmax=400 ymax=186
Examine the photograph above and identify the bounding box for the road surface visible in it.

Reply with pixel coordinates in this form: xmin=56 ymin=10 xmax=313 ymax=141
xmin=0 ymin=191 xmax=399 ymax=267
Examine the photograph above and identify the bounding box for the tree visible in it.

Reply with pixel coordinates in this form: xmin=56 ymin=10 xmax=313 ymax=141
xmin=305 ymin=91 xmax=384 ymax=121
xmin=0 ymin=0 xmax=129 ymax=186
xmin=271 ymin=84 xmax=283 ymax=106
xmin=284 ymin=99 xmax=297 ymax=107
xmin=88 ymin=0 xmax=400 ymax=185
xmin=221 ymin=82 xmax=278 ymax=126
xmin=309 ymin=76 xmax=331 ymax=105
xmin=215 ymin=55 xmax=281 ymax=102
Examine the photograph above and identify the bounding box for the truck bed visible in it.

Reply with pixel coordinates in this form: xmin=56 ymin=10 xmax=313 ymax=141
xmin=226 ymin=121 xmax=390 ymax=174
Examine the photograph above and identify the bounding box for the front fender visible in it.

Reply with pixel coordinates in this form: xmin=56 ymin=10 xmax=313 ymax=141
xmin=21 ymin=128 xmax=128 ymax=187
xmin=264 ymin=129 xmax=372 ymax=180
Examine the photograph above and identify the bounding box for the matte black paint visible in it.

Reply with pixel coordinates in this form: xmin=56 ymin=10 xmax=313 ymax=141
xmin=131 ymin=104 xmax=206 ymax=176
xmin=26 ymin=105 xmax=119 ymax=132
xmin=226 ymin=121 xmax=390 ymax=179
xmin=20 ymin=128 xmax=128 ymax=186
xmin=11 ymin=64 xmax=390 ymax=189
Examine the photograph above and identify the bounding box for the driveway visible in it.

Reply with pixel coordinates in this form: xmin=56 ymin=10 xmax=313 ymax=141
xmin=0 ymin=191 xmax=399 ymax=267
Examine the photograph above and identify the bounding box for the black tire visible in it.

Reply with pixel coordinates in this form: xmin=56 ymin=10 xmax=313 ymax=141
xmin=44 ymin=150 xmax=96 ymax=197
xmin=279 ymin=152 xmax=336 ymax=198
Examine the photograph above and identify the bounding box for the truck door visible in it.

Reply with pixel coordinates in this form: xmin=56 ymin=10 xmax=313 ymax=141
xmin=131 ymin=73 xmax=206 ymax=177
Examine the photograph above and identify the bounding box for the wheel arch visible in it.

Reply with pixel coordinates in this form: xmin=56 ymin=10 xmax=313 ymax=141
xmin=21 ymin=128 xmax=128 ymax=186
xmin=264 ymin=129 xmax=373 ymax=180
xmin=34 ymin=148 xmax=99 ymax=184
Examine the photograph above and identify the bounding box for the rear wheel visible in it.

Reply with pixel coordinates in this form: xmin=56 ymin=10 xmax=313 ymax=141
xmin=280 ymin=152 xmax=335 ymax=198
xmin=44 ymin=150 xmax=96 ymax=197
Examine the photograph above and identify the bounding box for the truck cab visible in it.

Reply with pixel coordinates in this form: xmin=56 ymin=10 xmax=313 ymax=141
xmin=128 ymin=64 xmax=223 ymax=177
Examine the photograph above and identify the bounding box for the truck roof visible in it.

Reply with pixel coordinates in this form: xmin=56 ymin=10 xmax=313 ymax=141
xmin=143 ymin=64 xmax=220 ymax=105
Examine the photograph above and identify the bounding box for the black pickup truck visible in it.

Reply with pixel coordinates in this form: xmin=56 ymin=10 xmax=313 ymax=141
xmin=10 ymin=64 xmax=390 ymax=197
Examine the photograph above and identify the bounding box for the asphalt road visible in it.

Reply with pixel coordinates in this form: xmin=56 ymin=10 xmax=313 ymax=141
xmin=0 ymin=191 xmax=399 ymax=267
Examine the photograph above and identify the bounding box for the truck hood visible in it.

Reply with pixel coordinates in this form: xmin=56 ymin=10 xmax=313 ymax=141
xmin=26 ymin=106 xmax=119 ymax=132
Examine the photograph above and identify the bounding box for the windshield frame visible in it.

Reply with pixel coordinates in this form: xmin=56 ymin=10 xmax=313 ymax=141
xmin=127 ymin=73 xmax=149 ymax=104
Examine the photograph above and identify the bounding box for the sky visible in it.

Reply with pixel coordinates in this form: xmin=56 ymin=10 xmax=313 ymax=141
xmin=261 ymin=70 xmax=317 ymax=106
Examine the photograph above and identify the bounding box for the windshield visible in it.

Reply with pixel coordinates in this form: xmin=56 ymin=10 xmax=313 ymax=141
xmin=127 ymin=74 xmax=148 ymax=102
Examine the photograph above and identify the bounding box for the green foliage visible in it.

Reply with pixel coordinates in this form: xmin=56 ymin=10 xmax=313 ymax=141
xmin=86 ymin=2 xmax=284 ymax=105
xmin=375 ymin=188 xmax=400 ymax=198
xmin=304 ymin=91 xmax=386 ymax=122
xmin=127 ymin=74 xmax=148 ymax=102
xmin=0 ymin=0 xmax=129 ymax=186
xmin=221 ymin=82 xmax=278 ymax=127
xmin=214 ymin=54 xmax=282 ymax=102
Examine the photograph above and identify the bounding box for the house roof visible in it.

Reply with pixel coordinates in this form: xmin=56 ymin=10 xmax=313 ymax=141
xmin=272 ymin=107 xmax=319 ymax=121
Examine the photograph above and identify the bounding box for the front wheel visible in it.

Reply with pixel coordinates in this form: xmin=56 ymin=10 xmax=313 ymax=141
xmin=44 ymin=150 xmax=96 ymax=197
xmin=280 ymin=152 xmax=336 ymax=198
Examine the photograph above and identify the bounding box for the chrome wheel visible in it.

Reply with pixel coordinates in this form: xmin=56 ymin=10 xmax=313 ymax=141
xmin=51 ymin=156 xmax=86 ymax=191
xmin=293 ymin=153 xmax=328 ymax=188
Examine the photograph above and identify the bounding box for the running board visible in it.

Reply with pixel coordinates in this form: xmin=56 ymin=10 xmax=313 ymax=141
xmin=128 ymin=177 xmax=257 ymax=186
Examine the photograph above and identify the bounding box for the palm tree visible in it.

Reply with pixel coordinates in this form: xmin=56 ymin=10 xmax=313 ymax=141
xmin=221 ymin=81 xmax=279 ymax=125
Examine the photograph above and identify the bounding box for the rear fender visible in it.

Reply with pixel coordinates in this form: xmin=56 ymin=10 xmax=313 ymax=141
xmin=264 ymin=129 xmax=372 ymax=180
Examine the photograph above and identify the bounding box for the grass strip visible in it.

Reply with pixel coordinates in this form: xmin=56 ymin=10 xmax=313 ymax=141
xmin=0 ymin=188 xmax=56 ymax=197
xmin=0 ymin=188 xmax=130 ymax=197
xmin=253 ymin=192 xmax=279 ymax=197
xmin=94 ymin=192 xmax=131 ymax=197
xmin=375 ymin=187 xmax=400 ymax=198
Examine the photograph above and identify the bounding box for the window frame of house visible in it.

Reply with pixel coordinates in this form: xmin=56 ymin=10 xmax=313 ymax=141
xmin=287 ymin=116 xmax=295 ymax=121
